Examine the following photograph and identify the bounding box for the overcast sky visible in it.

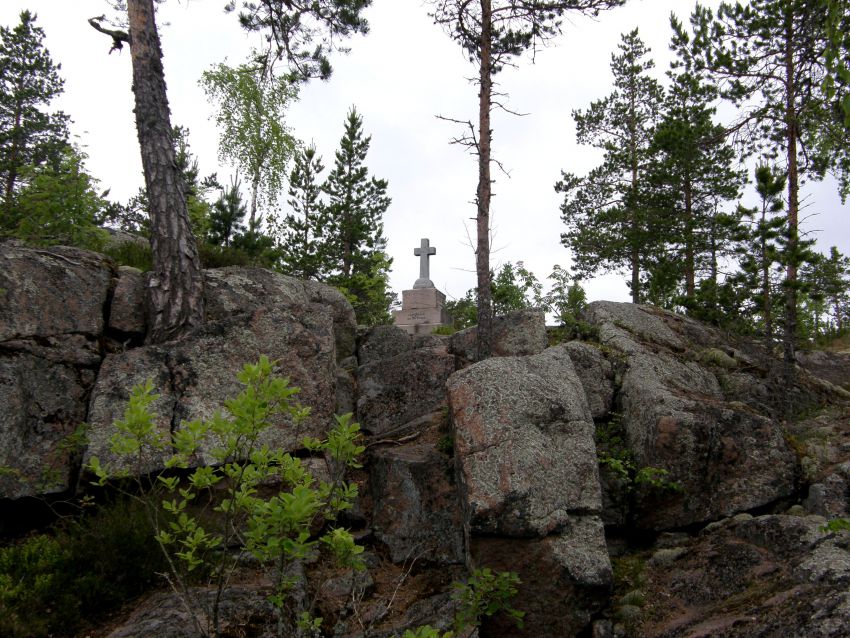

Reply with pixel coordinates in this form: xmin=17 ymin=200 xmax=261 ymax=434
xmin=2 ymin=0 xmax=848 ymax=305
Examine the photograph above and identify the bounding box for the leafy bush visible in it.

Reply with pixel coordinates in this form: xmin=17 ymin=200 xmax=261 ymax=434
xmin=0 ymin=497 xmax=166 ymax=637
xmin=87 ymin=356 xmax=366 ymax=637
xmin=596 ymin=416 xmax=682 ymax=495
xmin=401 ymin=568 xmax=525 ymax=638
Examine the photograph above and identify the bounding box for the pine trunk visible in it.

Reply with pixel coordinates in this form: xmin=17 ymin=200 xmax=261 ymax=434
xmin=782 ymin=7 xmax=798 ymax=385
xmin=628 ymin=84 xmax=640 ymax=304
xmin=684 ymin=173 xmax=695 ymax=302
xmin=3 ymin=98 xmax=23 ymax=208
xmin=760 ymin=205 xmax=773 ymax=344
xmin=128 ymin=0 xmax=204 ymax=343
xmin=475 ymin=0 xmax=493 ymax=360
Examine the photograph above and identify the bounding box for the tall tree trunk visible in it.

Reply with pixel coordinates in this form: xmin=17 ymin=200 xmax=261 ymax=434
xmin=3 ymin=96 xmax=23 ymax=208
xmin=628 ymin=82 xmax=640 ymax=304
xmin=128 ymin=0 xmax=204 ymax=343
xmin=684 ymin=172 xmax=695 ymax=303
xmin=783 ymin=6 xmax=799 ymax=385
xmin=476 ymin=0 xmax=493 ymax=360
xmin=629 ymin=166 xmax=640 ymax=304
xmin=760 ymin=203 xmax=773 ymax=344
xmin=249 ymin=169 xmax=260 ymax=230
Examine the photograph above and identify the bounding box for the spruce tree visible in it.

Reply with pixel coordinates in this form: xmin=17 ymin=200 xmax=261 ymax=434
xmin=278 ymin=144 xmax=327 ymax=280
xmin=734 ymin=164 xmax=787 ymax=343
xmin=0 ymin=10 xmax=69 ymax=216
xmin=557 ymin=29 xmax=664 ymax=303
xmin=323 ymin=108 xmax=393 ymax=325
xmin=208 ymin=175 xmax=247 ymax=248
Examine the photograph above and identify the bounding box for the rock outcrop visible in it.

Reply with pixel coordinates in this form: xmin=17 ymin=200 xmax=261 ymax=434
xmin=447 ymin=344 xmax=612 ymax=636
xmin=4 ymin=240 xmax=850 ymax=638
xmin=85 ymin=268 xmax=355 ymax=475
xmin=582 ymin=301 xmax=798 ymax=530
xmin=0 ymin=243 xmax=113 ymax=497
xmin=638 ymin=513 xmax=850 ymax=637
xmin=449 ymin=308 xmax=548 ymax=365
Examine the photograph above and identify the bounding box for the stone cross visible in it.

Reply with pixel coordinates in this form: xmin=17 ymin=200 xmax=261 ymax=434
xmin=413 ymin=238 xmax=436 ymax=289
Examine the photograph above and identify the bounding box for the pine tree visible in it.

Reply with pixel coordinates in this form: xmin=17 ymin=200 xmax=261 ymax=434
xmin=90 ymin=0 xmax=372 ymax=343
xmin=557 ymin=29 xmax=664 ymax=303
xmin=430 ymin=0 xmax=625 ymax=359
xmin=689 ymin=0 xmax=850 ymax=378
xmin=278 ymin=144 xmax=327 ymax=280
xmin=821 ymin=247 xmax=850 ymax=333
xmin=802 ymin=246 xmax=850 ymax=337
xmin=323 ymin=108 xmax=393 ymax=325
xmin=0 ymin=10 xmax=69 ymax=216
xmin=645 ymin=17 xmax=744 ymax=309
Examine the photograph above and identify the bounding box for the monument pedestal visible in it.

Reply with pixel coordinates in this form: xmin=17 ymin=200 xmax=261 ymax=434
xmin=393 ymin=238 xmax=452 ymax=335
xmin=393 ymin=287 xmax=451 ymax=335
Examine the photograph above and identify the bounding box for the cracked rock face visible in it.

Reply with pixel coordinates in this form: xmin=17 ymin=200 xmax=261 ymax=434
xmin=583 ymin=301 xmax=798 ymax=530
xmin=447 ymin=345 xmax=601 ymax=537
xmin=0 ymin=244 xmax=113 ymax=498
xmin=447 ymin=345 xmax=611 ymax=637
xmin=85 ymin=305 xmax=339 ymax=476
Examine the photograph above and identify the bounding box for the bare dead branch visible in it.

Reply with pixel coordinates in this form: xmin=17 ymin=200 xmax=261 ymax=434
xmin=88 ymin=15 xmax=130 ymax=53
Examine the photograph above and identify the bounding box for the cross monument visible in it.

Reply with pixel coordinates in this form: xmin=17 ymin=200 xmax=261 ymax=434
xmin=392 ymin=236 xmax=452 ymax=334
xmin=413 ymin=238 xmax=436 ymax=289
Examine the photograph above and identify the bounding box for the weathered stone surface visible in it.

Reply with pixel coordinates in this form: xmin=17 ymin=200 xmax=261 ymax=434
xmin=370 ymin=443 xmax=464 ymax=565
xmin=583 ymin=301 xmax=686 ymax=354
xmin=805 ymin=461 xmax=850 ymax=518
xmin=0 ymin=354 xmax=92 ymax=498
xmin=0 ymin=243 xmax=113 ymax=342
xmin=203 ymin=267 xmax=357 ymax=362
xmin=473 ymin=516 xmax=612 ymax=638
xmin=356 ymin=348 xmax=455 ymax=436
xmin=640 ymin=514 xmax=850 ymax=637
xmin=447 ymin=345 xmax=600 ymax=537
xmin=449 ymin=308 xmax=547 ymax=365
xmin=0 ymin=244 xmax=113 ymax=499
xmin=303 ymin=279 xmax=358 ymax=361
xmin=364 ymin=592 xmax=466 ymax=638
xmin=336 ymin=367 xmax=355 ymax=416
xmin=797 ymin=349 xmax=850 ymax=389
xmin=86 ymin=306 xmax=338 ymax=472
xmin=85 ymin=347 xmax=175 ymax=475
xmin=563 ymin=340 xmax=616 ymax=419
xmin=357 ymin=324 xmax=412 ymax=366
xmin=583 ymin=301 xmax=797 ymax=530
xmin=107 ymin=586 xmax=278 ymax=638
xmin=108 ymin=266 xmax=146 ymax=335
xmin=1 ymin=333 xmax=100 ymax=366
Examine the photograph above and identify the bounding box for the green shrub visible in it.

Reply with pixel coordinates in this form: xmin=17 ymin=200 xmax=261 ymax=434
xmin=102 ymin=239 xmax=153 ymax=271
xmin=596 ymin=416 xmax=682 ymax=495
xmin=0 ymin=496 xmax=166 ymax=637
xmin=400 ymin=568 xmax=524 ymax=638
xmin=431 ymin=325 xmax=457 ymax=336
xmin=87 ymin=356 xmax=366 ymax=638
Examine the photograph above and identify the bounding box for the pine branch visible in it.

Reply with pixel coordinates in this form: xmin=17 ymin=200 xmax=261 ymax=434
xmin=88 ymin=15 xmax=130 ymax=53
